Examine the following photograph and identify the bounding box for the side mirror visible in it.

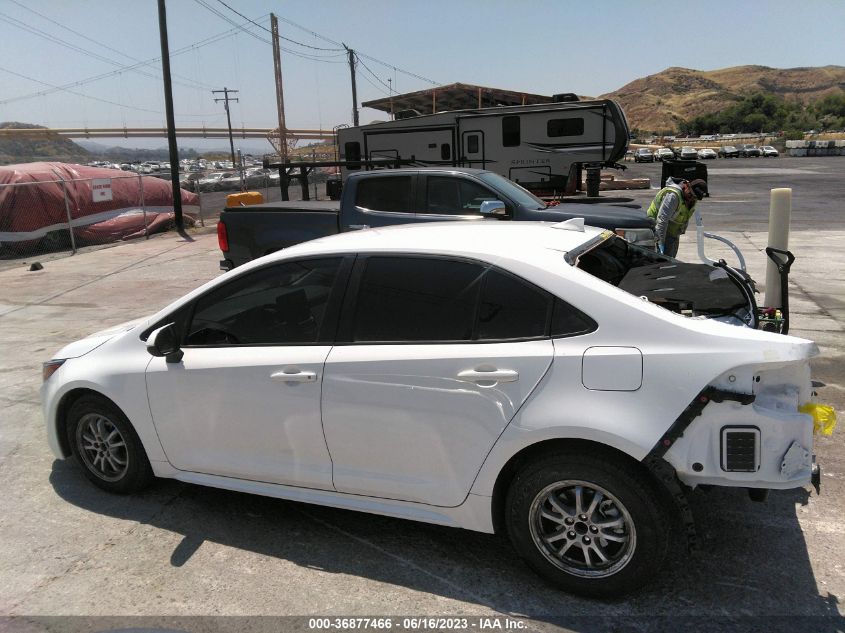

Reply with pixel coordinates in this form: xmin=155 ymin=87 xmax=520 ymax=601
xmin=479 ymin=200 xmax=507 ymax=217
xmin=146 ymin=323 xmax=184 ymax=364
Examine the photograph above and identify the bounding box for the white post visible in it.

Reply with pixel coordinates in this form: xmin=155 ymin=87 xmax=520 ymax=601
xmin=764 ymin=188 xmax=792 ymax=308
xmin=60 ymin=179 xmax=78 ymax=254
xmin=138 ymin=174 xmax=148 ymax=239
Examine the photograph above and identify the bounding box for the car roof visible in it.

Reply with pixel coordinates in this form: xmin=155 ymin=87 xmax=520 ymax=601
xmin=263 ymin=221 xmax=607 ymax=263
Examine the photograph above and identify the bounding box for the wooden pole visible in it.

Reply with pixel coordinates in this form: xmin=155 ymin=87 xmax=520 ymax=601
xmin=270 ymin=14 xmax=288 ymax=163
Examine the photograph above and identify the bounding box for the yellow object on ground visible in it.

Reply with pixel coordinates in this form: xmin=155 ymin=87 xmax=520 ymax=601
xmin=226 ymin=191 xmax=264 ymax=207
xmin=800 ymin=403 xmax=838 ymax=436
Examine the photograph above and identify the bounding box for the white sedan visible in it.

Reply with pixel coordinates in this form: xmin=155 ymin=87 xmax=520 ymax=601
xmin=42 ymin=221 xmax=824 ymax=597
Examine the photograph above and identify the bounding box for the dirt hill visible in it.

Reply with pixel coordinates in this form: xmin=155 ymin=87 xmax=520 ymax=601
xmin=600 ymin=65 xmax=845 ymax=133
xmin=0 ymin=122 xmax=89 ymax=165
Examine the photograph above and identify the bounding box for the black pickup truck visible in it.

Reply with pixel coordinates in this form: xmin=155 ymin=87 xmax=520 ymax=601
xmin=218 ymin=168 xmax=656 ymax=270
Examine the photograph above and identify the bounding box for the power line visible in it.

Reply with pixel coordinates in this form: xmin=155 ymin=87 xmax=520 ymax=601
xmin=7 ymin=0 xmax=215 ymax=90
xmin=357 ymin=70 xmax=391 ymax=98
xmin=211 ymin=1 xmax=437 ymax=83
xmin=193 ymin=0 xmax=270 ymax=45
xmin=0 ymin=22 xmax=258 ymax=106
xmin=356 ymin=50 xmax=438 ymax=86
xmin=0 ymin=10 xmax=209 ymax=93
xmin=271 ymin=13 xmax=439 ymax=86
xmin=194 ymin=1 xmax=346 ymax=63
xmin=0 ymin=65 xmax=162 ymax=115
xmin=356 ymin=55 xmax=394 ymax=95
xmin=214 ymin=0 xmax=344 ymax=51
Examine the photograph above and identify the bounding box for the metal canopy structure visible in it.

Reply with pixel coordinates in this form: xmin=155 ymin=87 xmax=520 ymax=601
xmin=362 ymin=82 xmax=554 ymax=116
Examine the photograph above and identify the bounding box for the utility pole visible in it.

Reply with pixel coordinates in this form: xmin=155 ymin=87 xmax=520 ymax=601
xmin=344 ymin=44 xmax=359 ymax=126
xmin=213 ymin=87 xmax=239 ymax=167
xmin=156 ymin=0 xmax=183 ymax=232
xmin=270 ymin=13 xmax=287 ymax=164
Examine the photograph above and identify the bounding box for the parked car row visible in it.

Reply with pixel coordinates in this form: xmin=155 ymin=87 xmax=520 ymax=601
xmin=634 ymin=145 xmax=780 ymax=162
xmin=179 ymin=169 xmax=281 ymax=193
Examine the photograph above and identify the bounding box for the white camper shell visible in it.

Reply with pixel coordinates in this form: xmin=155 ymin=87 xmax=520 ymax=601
xmin=337 ymin=99 xmax=630 ymax=194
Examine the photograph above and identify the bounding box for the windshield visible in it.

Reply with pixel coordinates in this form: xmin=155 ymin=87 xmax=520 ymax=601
xmin=476 ymin=172 xmax=546 ymax=210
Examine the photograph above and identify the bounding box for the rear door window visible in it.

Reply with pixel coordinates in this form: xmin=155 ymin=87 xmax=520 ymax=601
xmin=351 ymin=257 xmax=485 ymax=342
xmin=477 ymin=270 xmax=550 ymax=340
xmin=354 ymin=176 xmax=413 ymax=213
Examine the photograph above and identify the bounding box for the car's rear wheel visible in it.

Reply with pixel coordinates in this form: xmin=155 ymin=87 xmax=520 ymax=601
xmin=505 ymin=451 xmax=669 ymax=597
xmin=67 ymin=395 xmax=154 ymax=494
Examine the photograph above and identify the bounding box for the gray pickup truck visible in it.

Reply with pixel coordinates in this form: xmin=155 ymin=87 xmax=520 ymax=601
xmin=218 ymin=168 xmax=655 ymax=270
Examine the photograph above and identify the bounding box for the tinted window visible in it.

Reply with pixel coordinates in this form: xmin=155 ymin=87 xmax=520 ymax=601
xmin=547 ymin=118 xmax=585 ymax=137
xmin=186 ymin=258 xmax=341 ymax=346
xmin=425 ymin=176 xmax=499 ymax=215
xmin=502 ymin=116 xmax=520 ymax=147
xmin=467 ymin=134 xmax=479 ymax=154
xmin=355 ymin=176 xmax=412 ymax=212
xmin=352 ymin=257 xmax=485 ymax=342
xmin=551 ymin=297 xmax=597 ymax=337
xmin=344 ymin=142 xmax=361 ymax=170
xmin=441 ymin=143 xmax=451 ymax=160
xmin=477 ymin=270 xmax=549 ymax=340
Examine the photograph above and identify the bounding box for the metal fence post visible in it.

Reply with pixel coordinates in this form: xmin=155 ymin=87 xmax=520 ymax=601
xmin=138 ymin=174 xmax=148 ymax=238
xmin=60 ymin=178 xmax=78 ymax=254
xmin=197 ymin=184 xmax=204 ymax=227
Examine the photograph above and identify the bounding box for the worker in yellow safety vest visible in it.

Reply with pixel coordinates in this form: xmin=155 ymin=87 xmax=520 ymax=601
xmin=647 ymin=178 xmax=708 ymax=256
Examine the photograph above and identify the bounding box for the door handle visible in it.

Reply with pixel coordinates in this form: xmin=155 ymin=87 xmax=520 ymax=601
xmin=348 ymin=224 xmax=370 ymax=230
xmin=271 ymin=369 xmax=317 ymax=383
xmin=457 ymin=368 xmax=519 ymax=384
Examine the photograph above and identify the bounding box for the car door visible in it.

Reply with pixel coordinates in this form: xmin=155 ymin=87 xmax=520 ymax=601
xmin=321 ymin=255 xmax=554 ymax=507
xmin=413 ymin=174 xmax=508 ymax=223
xmin=345 ymin=173 xmax=419 ymax=230
xmin=145 ymin=256 xmax=350 ymax=489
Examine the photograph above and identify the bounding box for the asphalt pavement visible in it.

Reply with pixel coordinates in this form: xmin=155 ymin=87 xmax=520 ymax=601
xmin=0 ymin=156 xmax=843 ymax=631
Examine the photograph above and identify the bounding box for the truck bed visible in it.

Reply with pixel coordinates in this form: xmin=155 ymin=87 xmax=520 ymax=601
xmin=224 ymin=200 xmax=340 ymax=213
xmin=219 ymin=201 xmax=341 ymax=269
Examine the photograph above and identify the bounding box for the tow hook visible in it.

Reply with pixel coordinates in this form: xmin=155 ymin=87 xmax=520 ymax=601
xmin=811 ymin=457 xmax=821 ymax=495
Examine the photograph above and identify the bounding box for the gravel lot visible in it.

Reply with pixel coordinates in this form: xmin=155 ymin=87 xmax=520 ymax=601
xmin=0 ymin=156 xmax=843 ymax=632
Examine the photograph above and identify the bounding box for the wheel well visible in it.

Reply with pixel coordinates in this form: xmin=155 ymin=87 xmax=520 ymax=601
xmin=54 ymin=388 xmax=113 ymax=457
xmin=489 ymin=438 xmax=674 ymax=536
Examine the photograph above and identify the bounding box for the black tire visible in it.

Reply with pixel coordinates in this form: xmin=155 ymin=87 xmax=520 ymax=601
xmin=505 ymin=450 xmax=670 ymax=598
xmin=66 ymin=395 xmax=154 ymax=494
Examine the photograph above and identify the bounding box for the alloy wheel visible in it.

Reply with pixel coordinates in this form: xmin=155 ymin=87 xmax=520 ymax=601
xmin=528 ymin=479 xmax=636 ymax=578
xmin=75 ymin=413 xmax=129 ymax=482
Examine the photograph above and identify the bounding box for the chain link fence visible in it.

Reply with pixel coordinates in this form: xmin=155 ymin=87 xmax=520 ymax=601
xmin=0 ymin=172 xmax=204 ymax=266
xmin=0 ymin=168 xmax=329 ymax=267
xmin=191 ymin=171 xmax=329 ymax=226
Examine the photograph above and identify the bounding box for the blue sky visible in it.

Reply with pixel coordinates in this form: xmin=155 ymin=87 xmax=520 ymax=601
xmin=1 ymin=0 xmax=843 ymax=152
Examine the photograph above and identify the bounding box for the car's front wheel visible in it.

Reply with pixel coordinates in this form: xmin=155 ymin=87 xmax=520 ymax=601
xmin=505 ymin=450 xmax=670 ymax=597
xmin=67 ymin=395 xmax=154 ymax=494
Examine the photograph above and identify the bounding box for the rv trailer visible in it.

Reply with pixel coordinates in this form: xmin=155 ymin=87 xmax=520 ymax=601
xmin=336 ymin=98 xmax=630 ymax=195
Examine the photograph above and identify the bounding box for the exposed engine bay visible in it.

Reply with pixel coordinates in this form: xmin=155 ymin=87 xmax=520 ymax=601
xmin=575 ymin=236 xmax=759 ymax=327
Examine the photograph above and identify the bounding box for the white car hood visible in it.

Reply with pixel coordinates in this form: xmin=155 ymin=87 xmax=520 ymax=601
xmin=52 ymin=316 xmax=148 ymax=359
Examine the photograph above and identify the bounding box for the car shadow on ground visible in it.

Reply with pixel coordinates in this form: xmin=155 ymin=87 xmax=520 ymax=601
xmin=49 ymin=459 xmax=841 ymax=629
